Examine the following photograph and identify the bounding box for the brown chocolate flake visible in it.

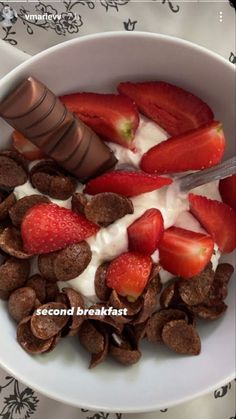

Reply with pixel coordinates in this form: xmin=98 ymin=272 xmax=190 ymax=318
xmin=0 ymin=193 xmax=16 ymax=221
xmin=79 ymin=320 xmax=105 ymax=354
xmin=109 ymin=290 xmax=142 ymax=317
xmin=0 ymin=226 xmax=31 ymax=259
xmin=31 ymin=302 xmax=69 ymax=340
xmin=84 ymin=193 xmax=134 ymax=226
xmin=87 ymin=303 xmax=124 ymax=334
xmin=45 ymin=282 xmax=59 ymax=302
xmin=95 ymin=262 xmax=111 ymax=301
xmin=30 ymin=160 xmax=77 ymax=200
xmin=0 ymin=150 xmax=28 ymax=171
xmin=146 ymin=309 xmax=187 ymax=343
xmin=190 ymin=302 xmax=228 ymax=320
xmin=178 ymin=263 xmax=214 ymax=306
xmin=89 ymin=332 xmax=109 ymax=369
xmin=9 ymin=194 xmax=50 ymax=227
xmin=25 ymin=275 xmax=46 ymax=304
xmin=17 ymin=316 xmax=54 ymax=354
xmin=38 ymin=242 xmax=91 ymax=282
xmin=62 ymin=287 xmax=85 ymax=330
xmin=0 ymin=155 xmax=28 ymax=188
xmin=160 ymin=280 xmax=180 ymax=309
xmin=162 ymin=319 xmax=201 ymax=355
xmin=0 ymin=288 xmax=11 ymax=300
xmin=71 ymin=193 xmax=87 ymax=215
xmin=109 ymin=344 xmax=141 ymax=365
xmin=133 ymin=273 xmax=161 ymax=325
xmin=0 ymin=257 xmax=30 ymax=292
xmin=8 ymin=287 xmax=37 ymax=323
xmin=204 ymin=263 xmax=234 ymax=306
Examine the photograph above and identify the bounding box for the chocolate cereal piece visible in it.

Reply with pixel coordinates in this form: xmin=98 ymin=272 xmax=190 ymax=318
xmin=45 ymin=282 xmax=59 ymax=302
xmin=0 ymin=289 xmax=11 ymax=300
xmin=17 ymin=316 xmax=54 ymax=354
xmin=109 ymin=344 xmax=141 ymax=365
xmin=87 ymin=303 xmax=124 ymax=334
xmin=0 ymin=257 xmax=30 ymax=292
xmin=31 ymin=302 xmax=69 ymax=340
xmin=9 ymin=194 xmax=50 ymax=227
xmin=190 ymin=302 xmax=228 ymax=320
xmin=0 ymin=150 xmax=28 ymax=172
xmin=0 ymin=155 xmax=27 ymax=189
xmin=84 ymin=193 xmax=134 ymax=226
xmin=0 ymin=226 xmax=31 ymax=259
xmin=95 ymin=262 xmax=111 ymax=301
xmin=38 ymin=242 xmax=91 ymax=282
xmin=178 ymin=263 xmax=214 ymax=306
xmin=160 ymin=280 xmax=181 ymax=309
xmin=25 ymin=275 xmax=47 ymax=303
xmin=133 ymin=273 xmax=161 ymax=325
xmin=162 ymin=319 xmax=201 ymax=355
xmin=146 ymin=309 xmax=187 ymax=343
xmin=90 ymin=332 xmax=109 ymax=369
xmin=79 ymin=321 xmax=105 ymax=354
xmin=204 ymin=264 xmax=234 ymax=306
xmin=109 ymin=290 xmax=142 ymax=317
xmin=8 ymin=287 xmax=37 ymax=323
xmin=71 ymin=193 xmax=87 ymax=215
xmin=0 ymin=193 xmax=16 ymax=221
xmin=62 ymin=287 xmax=85 ymax=330
xmin=30 ymin=160 xmax=77 ymax=200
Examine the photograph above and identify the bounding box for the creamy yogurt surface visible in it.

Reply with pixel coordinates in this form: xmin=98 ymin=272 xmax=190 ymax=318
xmin=14 ymin=116 xmax=221 ymax=301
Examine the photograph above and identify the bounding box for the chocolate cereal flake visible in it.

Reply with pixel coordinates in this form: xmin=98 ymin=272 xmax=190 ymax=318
xmin=162 ymin=319 xmax=201 ymax=355
xmin=9 ymin=194 xmax=50 ymax=227
xmin=0 ymin=226 xmax=31 ymax=259
xmin=0 ymin=193 xmax=16 ymax=221
xmin=204 ymin=263 xmax=234 ymax=306
xmin=146 ymin=309 xmax=187 ymax=343
xmin=0 ymin=155 xmax=28 ymax=189
xmin=25 ymin=275 xmax=47 ymax=304
xmin=160 ymin=280 xmax=180 ymax=309
xmin=8 ymin=287 xmax=37 ymax=323
xmin=45 ymin=282 xmax=59 ymax=302
xmin=17 ymin=316 xmax=54 ymax=354
xmin=79 ymin=321 xmax=105 ymax=354
xmin=178 ymin=263 xmax=214 ymax=306
xmin=84 ymin=193 xmax=134 ymax=226
xmin=95 ymin=262 xmax=111 ymax=301
xmin=190 ymin=302 xmax=228 ymax=320
xmin=132 ymin=273 xmax=161 ymax=325
xmin=0 ymin=257 xmax=30 ymax=292
xmin=90 ymin=332 xmax=109 ymax=369
xmin=62 ymin=287 xmax=85 ymax=330
xmin=31 ymin=302 xmax=69 ymax=340
xmin=71 ymin=193 xmax=87 ymax=215
xmin=109 ymin=344 xmax=141 ymax=365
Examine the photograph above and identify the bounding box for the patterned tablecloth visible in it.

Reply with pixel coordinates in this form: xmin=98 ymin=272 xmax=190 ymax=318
xmin=0 ymin=1 xmax=235 ymax=418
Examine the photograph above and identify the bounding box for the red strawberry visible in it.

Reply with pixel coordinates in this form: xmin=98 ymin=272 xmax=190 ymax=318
xmin=158 ymin=227 xmax=214 ymax=279
xmin=84 ymin=170 xmax=172 ymax=197
xmin=21 ymin=203 xmax=99 ymax=255
xmin=118 ymin=81 xmax=214 ymax=136
xmin=140 ymin=121 xmax=225 ymax=174
xmin=106 ymin=252 xmax=152 ymax=300
xmin=189 ymin=193 xmax=236 ymax=253
xmin=219 ymin=174 xmax=236 ymax=211
xmin=12 ymin=131 xmax=45 ymax=161
xmin=60 ymin=92 xmax=139 ymax=149
xmin=128 ymin=208 xmax=164 ymax=255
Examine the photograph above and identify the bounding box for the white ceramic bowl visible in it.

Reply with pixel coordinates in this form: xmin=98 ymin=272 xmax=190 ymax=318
xmin=0 ymin=32 xmax=235 ymax=413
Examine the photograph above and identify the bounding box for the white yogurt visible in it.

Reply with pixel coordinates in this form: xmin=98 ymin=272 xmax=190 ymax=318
xmin=14 ymin=116 xmax=221 ymax=300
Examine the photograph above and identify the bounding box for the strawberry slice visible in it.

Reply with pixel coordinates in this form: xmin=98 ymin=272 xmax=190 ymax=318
xmin=140 ymin=121 xmax=225 ymax=174
xmin=60 ymin=92 xmax=139 ymax=149
xmin=189 ymin=193 xmax=236 ymax=253
xmin=84 ymin=170 xmax=172 ymax=197
xmin=106 ymin=252 xmax=152 ymax=300
xmin=128 ymin=208 xmax=164 ymax=255
xmin=21 ymin=203 xmax=99 ymax=255
xmin=158 ymin=226 xmax=214 ymax=279
xmin=219 ymin=174 xmax=236 ymax=211
xmin=12 ymin=130 xmax=45 ymax=161
xmin=118 ymin=81 xmax=214 ymax=136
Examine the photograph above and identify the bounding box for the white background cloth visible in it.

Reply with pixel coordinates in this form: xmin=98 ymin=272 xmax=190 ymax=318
xmin=0 ymin=1 xmax=235 ymax=418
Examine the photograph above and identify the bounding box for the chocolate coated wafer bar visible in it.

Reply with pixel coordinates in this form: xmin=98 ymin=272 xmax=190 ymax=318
xmin=0 ymin=77 xmax=116 ymax=181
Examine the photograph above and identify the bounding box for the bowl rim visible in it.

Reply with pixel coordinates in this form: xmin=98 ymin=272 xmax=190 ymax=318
xmin=0 ymin=31 xmax=235 ymax=413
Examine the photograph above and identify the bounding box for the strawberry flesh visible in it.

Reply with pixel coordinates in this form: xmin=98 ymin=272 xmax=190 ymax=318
xmin=84 ymin=170 xmax=172 ymax=197
xmin=158 ymin=226 xmax=214 ymax=279
xmin=189 ymin=193 xmax=236 ymax=253
xmin=106 ymin=251 xmax=152 ymax=300
xmin=140 ymin=121 xmax=225 ymax=174
xmin=21 ymin=203 xmax=99 ymax=255
xmin=219 ymin=174 xmax=236 ymax=211
xmin=60 ymin=92 xmax=139 ymax=149
xmin=118 ymin=81 xmax=214 ymax=136
xmin=128 ymin=208 xmax=164 ymax=255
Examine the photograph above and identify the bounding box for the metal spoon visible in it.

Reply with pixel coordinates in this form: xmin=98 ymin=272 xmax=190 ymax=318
xmin=178 ymin=156 xmax=236 ymax=193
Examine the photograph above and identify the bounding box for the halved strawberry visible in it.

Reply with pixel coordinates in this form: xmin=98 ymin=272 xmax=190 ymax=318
xmin=189 ymin=193 xmax=236 ymax=253
xmin=140 ymin=121 xmax=225 ymax=174
xmin=106 ymin=252 xmax=152 ymax=300
xmin=219 ymin=174 xmax=236 ymax=211
xmin=84 ymin=170 xmax=172 ymax=197
xmin=12 ymin=130 xmax=45 ymax=161
xmin=128 ymin=208 xmax=164 ymax=255
xmin=60 ymin=92 xmax=139 ymax=149
xmin=118 ymin=81 xmax=214 ymax=136
xmin=158 ymin=226 xmax=214 ymax=279
xmin=21 ymin=203 xmax=99 ymax=255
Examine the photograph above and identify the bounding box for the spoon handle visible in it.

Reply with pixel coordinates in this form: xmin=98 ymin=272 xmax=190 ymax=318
xmin=179 ymin=157 xmax=236 ymax=193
